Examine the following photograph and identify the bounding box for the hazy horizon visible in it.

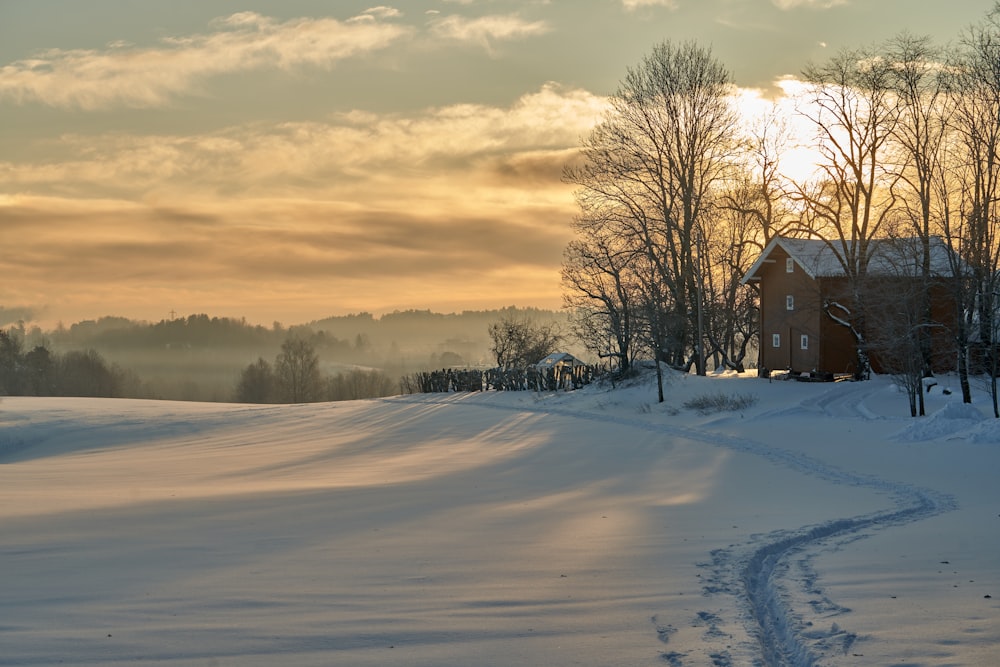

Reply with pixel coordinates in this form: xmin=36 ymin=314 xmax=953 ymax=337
xmin=0 ymin=303 xmax=565 ymax=332
xmin=0 ymin=305 xmax=579 ymax=402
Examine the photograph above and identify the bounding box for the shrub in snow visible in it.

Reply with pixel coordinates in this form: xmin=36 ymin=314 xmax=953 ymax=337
xmin=683 ymin=391 xmax=758 ymax=414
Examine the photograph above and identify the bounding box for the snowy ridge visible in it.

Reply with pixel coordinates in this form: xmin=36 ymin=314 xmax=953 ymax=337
xmin=390 ymin=385 xmax=957 ymax=666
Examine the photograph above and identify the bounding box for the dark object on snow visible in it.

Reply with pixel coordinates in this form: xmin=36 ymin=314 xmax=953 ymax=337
xmin=791 ymin=370 xmax=835 ymax=382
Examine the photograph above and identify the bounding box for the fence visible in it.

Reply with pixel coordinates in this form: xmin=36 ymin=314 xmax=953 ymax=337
xmin=401 ymin=364 xmax=599 ymax=394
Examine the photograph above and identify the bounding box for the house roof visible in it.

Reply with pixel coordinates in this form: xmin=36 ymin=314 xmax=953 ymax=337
xmin=534 ymin=352 xmax=584 ymax=368
xmin=741 ymin=236 xmax=959 ymax=284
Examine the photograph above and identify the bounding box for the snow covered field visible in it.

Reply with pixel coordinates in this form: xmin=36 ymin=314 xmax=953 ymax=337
xmin=1 ymin=370 xmax=998 ymax=666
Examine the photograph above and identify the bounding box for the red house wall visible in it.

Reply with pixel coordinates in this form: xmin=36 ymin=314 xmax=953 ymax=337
xmin=757 ymin=247 xmax=822 ymax=374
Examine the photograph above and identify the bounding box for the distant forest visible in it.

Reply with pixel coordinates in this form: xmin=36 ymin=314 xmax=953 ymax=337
xmin=0 ymin=307 xmax=572 ymax=402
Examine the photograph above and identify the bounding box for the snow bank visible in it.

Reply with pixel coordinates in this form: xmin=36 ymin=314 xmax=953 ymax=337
xmin=894 ymin=399 xmax=989 ymax=442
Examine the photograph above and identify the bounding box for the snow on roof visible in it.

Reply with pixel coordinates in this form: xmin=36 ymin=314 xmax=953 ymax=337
xmin=534 ymin=352 xmax=583 ymax=368
xmin=741 ymin=236 xmax=959 ymax=283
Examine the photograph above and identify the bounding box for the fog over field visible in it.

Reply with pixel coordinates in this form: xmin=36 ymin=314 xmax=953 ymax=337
xmin=0 ymin=308 xmax=573 ymax=402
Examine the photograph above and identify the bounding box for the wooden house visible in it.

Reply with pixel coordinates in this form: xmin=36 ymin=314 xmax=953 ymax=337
xmin=741 ymin=237 xmax=959 ymax=377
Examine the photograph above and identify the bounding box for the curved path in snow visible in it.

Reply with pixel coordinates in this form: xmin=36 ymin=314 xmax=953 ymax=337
xmin=391 ymin=385 xmax=956 ymax=666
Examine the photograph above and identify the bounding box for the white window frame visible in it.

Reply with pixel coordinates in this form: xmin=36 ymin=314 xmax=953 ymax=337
xmin=772 ymin=333 xmax=781 ymax=348
xmin=786 ymin=257 xmax=794 ymax=273
xmin=786 ymin=294 xmax=794 ymax=311
xmin=800 ymin=334 xmax=809 ymax=350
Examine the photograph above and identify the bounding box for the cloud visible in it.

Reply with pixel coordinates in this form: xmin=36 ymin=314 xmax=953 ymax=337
xmin=0 ymin=85 xmax=606 ymax=322
xmin=429 ymin=14 xmax=551 ymax=51
xmin=0 ymin=195 xmax=562 ymax=279
xmin=620 ymin=0 xmax=678 ymax=10
xmin=2 ymin=83 xmax=605 ymax=199
xmin=363 ymin=6 xmax=403 ymax=19
xmin=0 ymin=12 xmax=411 ymax=109
xmin=349 ymin=6 xmax=404 ymax=23
xmin=0 ymin=193 xmax=570 ymax=323
xmin=771 ymin=0 xmax=848 ymax=9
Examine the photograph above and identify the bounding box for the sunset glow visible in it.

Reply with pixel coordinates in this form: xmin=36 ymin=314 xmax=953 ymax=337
xmin=0 ymin=1 xmax=985 ymax=327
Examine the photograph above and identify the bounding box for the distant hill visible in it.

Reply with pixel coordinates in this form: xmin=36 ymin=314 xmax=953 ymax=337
xmin=10 ymin=307 xmax=574 ymax=401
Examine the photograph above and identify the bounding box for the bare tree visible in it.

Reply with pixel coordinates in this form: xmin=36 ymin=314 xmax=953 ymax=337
xmin=725 ymin=110 xmax=800 ymax=247
xmin=714 ymin=114 xmax=802 ymax=372
xmin=629 ymin=250 xmax=686 ymax=402
xmin=935 ymin=170 xmax=977 ymax=403
xmin=699 ymin=202 xmax=759 ymax=372
xmin=326 ymin=369 xmax=396 ymax=401
xmin=235 ymin=357 xmax=274 ymax=403
xmin=922 ymin=100 xmax=977 ymax=404
xmin=0 ymin=329 xmax=24 ymax=395
xmin=795 ymin=46 xmax=902 ymax=379
xmin=866 ymin=237 xmax=948 ymax=416
xmin=562 ymin=218 xmax=639 ymax=377
xmin=565 ymin=40 xmax=739 ymax=380
xmin=488 ymin=315 xmax=562 ymax=369
xmin=274 ymin=336 xmax=323 ymax=403
xmin=949 ymin=5 xmax=1000 ymax=416
xmin=884 ymin=32 xmax=953 ymax=376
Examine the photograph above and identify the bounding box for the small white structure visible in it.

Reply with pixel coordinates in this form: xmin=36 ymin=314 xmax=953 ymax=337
xmin=534 ymin=352 xmax=585 ymax=371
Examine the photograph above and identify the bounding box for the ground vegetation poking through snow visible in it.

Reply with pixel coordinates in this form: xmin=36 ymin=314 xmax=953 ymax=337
xmin=0 ymin=370 xmax=997 ymax=666
xmin=682 ymin=391 xmax=759 ymax=415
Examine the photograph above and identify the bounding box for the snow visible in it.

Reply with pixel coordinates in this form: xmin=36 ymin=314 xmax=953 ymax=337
xmin=744 ymin=236 xmax=957 ymax=281
xmin=1 ymin=371 xmax=998 ymax=666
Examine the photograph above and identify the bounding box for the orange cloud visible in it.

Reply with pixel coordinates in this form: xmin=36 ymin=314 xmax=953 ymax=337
xmin=0 ymin=194 xmax=570 ymax=325
xmin=0 ymin=83 xmax=605 ymax=324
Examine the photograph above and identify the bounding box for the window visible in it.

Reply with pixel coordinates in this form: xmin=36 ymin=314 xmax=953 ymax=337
xmin=800 ymin=334 xmax=809 ymax=350
xmin=772 ymin=333 xmax=781 ymax=348
xmin=786 ymin=257 xmax=794 ymax=273
xmin=786 ymin=294 xmax=794 ymax=311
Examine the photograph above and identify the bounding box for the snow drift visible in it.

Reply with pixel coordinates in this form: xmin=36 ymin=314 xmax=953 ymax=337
xmin=1 ymin=371 xmax=997 ymax=666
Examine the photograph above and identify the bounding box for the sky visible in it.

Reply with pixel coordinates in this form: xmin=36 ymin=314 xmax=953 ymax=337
xmin=0 ymin=0 xmax=993 ymax=328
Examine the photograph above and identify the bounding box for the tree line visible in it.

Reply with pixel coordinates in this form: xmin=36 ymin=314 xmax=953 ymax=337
xmin=1 ymin=308 xmax=568 ymax=402
xmin=0 ymin=329 xmax=142 ymax=398
xmin=234 ymin=336 xmax=396 ymax=403
xmin=561 ymin=5 xmax=1000 ymax=415
xmin=0 ymin=307 xmax=579 ymax=403
xmin=0 ymin=327 xmax=398 ymax=403
xmin=2 ymin=317 xmax=581 ymax=403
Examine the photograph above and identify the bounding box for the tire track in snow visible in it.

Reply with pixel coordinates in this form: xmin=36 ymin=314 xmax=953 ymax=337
xmin=387 ymin=390 xmax=956 ymax=666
